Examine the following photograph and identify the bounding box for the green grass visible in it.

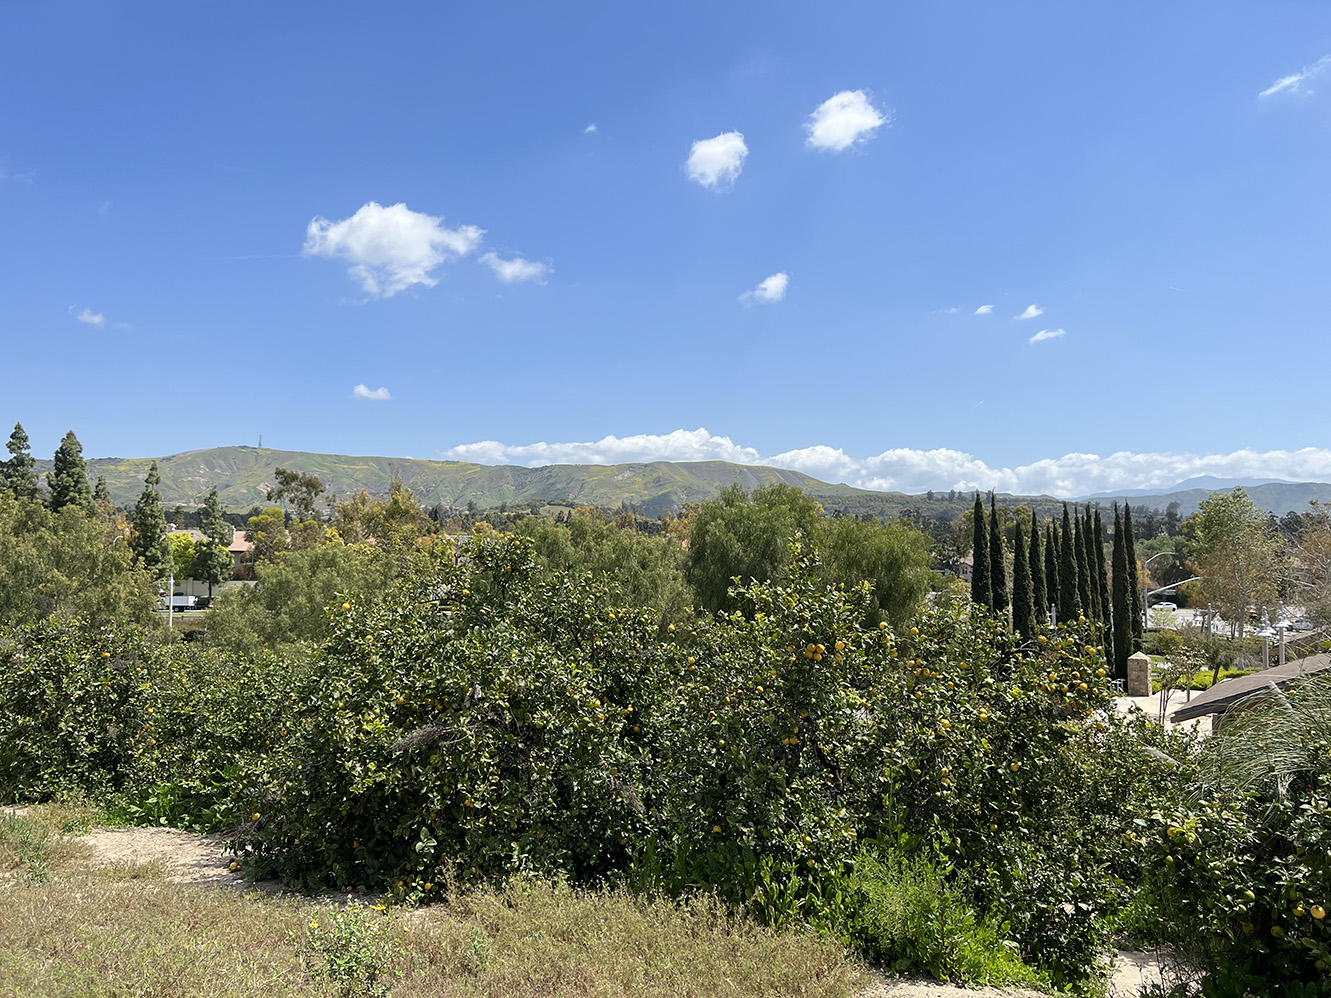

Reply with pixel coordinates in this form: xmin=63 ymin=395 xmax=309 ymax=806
xmin=0 ymin=808 xmax=865 ymax=998
xmin=1152 ymin=668 xmax=1254 ymax=693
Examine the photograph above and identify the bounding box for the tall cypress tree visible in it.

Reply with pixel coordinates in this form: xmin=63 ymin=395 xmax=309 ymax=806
xmin=49 ymin=430 xmax=93 ymax=513
xmin=1093 ymin=509 xmax=1110 ymax=626
xmin=3 ymin=422 xmax=41 ymax=500
xmin=1112 ymin=504 xmax=1131 ymax=680
xmin=1044 ymin=521 xmax=1060 ymax=623
xmin=131 ymin=462 xmax=171 ymax=578
xmin=1059 ymin=503 xmax=1080 ymax=624
xmin=1030 ymin=513 xmax=1047 ymax=624
xmin=1012 ymin=518 xmax=1035 ymax=639
xmin=971 ymin=493 xmax=991 ymax=610
xmin=988 ymin=496 xmax=1008 ymax=616
xmin=92 ymin=476 xmax=111 ymax=504
xmin=1124 ymin=503 xmax=1143 ymax=649
xmin=1074 ymin=507 xmax=1094 ymax=620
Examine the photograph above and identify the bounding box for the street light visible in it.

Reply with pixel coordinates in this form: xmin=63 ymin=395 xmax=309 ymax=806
xmin=1255 ymin=610 xmax=1275 ymax=670
xmin=1275 ymin=604 xmax=1293 ymax=667
xmin=1142 ymin=552 xmax=1177 ymax=629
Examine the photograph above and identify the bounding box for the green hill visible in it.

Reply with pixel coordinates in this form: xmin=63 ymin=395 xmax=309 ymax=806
xmin=35 ymin=446 xmax=904 ymax=518
xmin=33 ymin=445 xmax=1329 ymax=522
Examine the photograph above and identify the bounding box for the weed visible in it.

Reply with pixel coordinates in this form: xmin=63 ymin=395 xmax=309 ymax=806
xmin=298 ymin=903 xmax=403 ymax=998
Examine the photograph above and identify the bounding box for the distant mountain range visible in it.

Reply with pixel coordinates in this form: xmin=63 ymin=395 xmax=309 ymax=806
xmin=1077 ymin=476 xmax=1296 ymax=499
xmin=30 ymin=446 xmax=1331 ymax=521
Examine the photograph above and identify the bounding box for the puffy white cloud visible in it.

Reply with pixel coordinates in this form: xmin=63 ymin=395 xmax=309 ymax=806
xmin=584 ymin=123 xmax=598 ymax=134
xmin=439 ymin=429 xmax=1331 ymax=498
xmin=974 ymin=304 xmax=994 ymax=315
xmin=1016 ymin=303 xmax=1043 ymax=320
xmin=442 ymin=428 xmax=761 ymax=468
xmin=1029 ymin=327 xmax=1066 ymax=344
xmin=303 ymin=201 xmax=484 ymax=298
xmin=481 ymin=252 xmax=551 ymax=284
xmin=69 ymin=306 xmax=105 ymax=327
xmin=686 ymin=131 xmax=748 ymax=191
xmin=351 ymin=384 xmax=392 ymax=401
xmin=740 ymin=272 xmax=789 ymax=304
xmin=805 ymin=90 xmax=889 ymax=151
xmin=1259 ymin=55 xmax=1330 ymax=97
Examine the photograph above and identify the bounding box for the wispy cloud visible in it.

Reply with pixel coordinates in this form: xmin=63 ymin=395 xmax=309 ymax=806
xmin=686 ymin=131 xmax=748 ymax=191
xmin=974 ymin=304 xmax=994 ymax=315
xmin=1029 ymin=328 xmax=1066 ymax=344
xmin=303 ymin=201 xmax=484 ymax=298
xmin=1016 ymin=303 xmax=1044 ymax=320
xmin=481 ymin=252 xmax=551 ymax=284
xmin=440 ymin=427 xmax=1331 ymax=498
xmin=0 ymin=164 xmax=36 ymax=184
xmin=1259 ymin=55 xmax=1331 ymax=98
xmin=805 ymin=90 xmax=889 ymax=152
xmin=351 ymin=384 xmax=392 ymax=401
xmin=740 ymin=272 xmax=789 ymax=304
xmin=69 ymin=306 xmax=106 ymax=327
xmin=584 ymin=123 xmax=598 ymax=134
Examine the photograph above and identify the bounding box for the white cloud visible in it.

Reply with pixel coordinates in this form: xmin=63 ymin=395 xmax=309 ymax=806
xmin=584 ymin=123 xmax=598 ymax=134
xmin=740 ymin=272 xmax=789 ymax=304
xmin=69 ymin=306 xmax=105 ymax=327
xmin=303 ymin=201 xmax=484 ymax=298
xmin=439 ymin=429 xmax=1331 ymax=498
xmin=805 ymin=90 xmax=889 ymax=151
xmin=481 ymin=252 xmax=551 ymax=284
xmin=686 ymin=131 xmax=748 ymax=191
xmin=1029 ymin=328 xmax=1066 ymax=344
xmin=442 ymin=428 xmax=762 ymax=468
xmin=1016 ymin=304 xmax=1043 ymax=320
xmin=351 ymin=384 xmax=392 ymax=401
xmin=974 ymin=304 xmax=994 ymax=315
xmin=1259 ymin=55 xmax=1331 ymax=98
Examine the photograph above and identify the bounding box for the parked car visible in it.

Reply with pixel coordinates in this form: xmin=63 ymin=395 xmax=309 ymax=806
xmin=1152 ymin=602 xmax=1177 ymax=612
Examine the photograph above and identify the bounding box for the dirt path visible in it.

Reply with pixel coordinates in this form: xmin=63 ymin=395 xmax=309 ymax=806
xmin=67 ymin=822 xmax=1174 ymax=997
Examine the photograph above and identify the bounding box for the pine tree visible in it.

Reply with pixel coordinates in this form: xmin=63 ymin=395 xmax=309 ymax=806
xmin=1093 ymin=509 xmax=1110 ymax=625
xmin=93 ymin=476 xmax=111 ymax=504
xmin=1029 ymin=513 xmax=1047 ymax=624
xmin=1044 ymin=521 xmax=1060 ymax=623
xmin=988 ymin=496 xmax=1008 ymax=615
xmin=199 ymin=487 xmax=230 ymax=544
xmin=1112 ymin=504 xmax=1131 ymax=680
xmin=971 ymin=493 xmax=991 ymax=610
xmin=48 ymin=430 xmax=93 ymax=513
xmin=2 ymin=422 xmax=40 ymax=500
xmin=131 ymin=462 xmax=171 ymax=578
xmin=1012 ymin=518 xmax=1035 ymax=639
xmin=192 ymin=486 xmax=235 ymax=598
xmin=1124 ymin=503 xmax=1143 ymax=649
xmin=1074 ymin=507 xmax=1093 ymax=620
xmin=1059 ymin=503 xmax=1080 ymax=624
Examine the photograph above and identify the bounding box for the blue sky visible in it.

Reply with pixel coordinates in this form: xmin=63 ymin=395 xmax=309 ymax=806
xmin=3 ymin=2 xmax=1330 ymax=497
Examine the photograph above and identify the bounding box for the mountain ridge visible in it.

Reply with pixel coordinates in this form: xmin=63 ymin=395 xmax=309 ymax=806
xmin=28 ymin=446 xmax=1331 ymax=520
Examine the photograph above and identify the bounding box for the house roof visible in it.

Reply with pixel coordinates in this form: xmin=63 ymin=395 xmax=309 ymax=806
xmin=1169 ymin=653 xmax=1331 ymax=722
xmin=228 ymin=530 xmax=253 ymax=554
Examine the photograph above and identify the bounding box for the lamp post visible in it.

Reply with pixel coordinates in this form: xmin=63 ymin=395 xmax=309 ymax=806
xmin=1275 ymin=604 xmax=1293 ymax=667
xmin=1255 ymin=610 xmax=1275 ymax=670
xmin=1141 ymin=552 xmax=1177 ymax=629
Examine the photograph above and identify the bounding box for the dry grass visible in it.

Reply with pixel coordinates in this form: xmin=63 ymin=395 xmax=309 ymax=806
xmin=0 ymin=829 xmax=863 ymax=998
xmin=0 ymin=807 xmax=94 ymax=878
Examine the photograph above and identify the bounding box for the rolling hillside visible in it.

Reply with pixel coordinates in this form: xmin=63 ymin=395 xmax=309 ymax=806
xmin=37 ymin=446 xmax=893 ymax=518
xmin=31 ymin=445 xmax=1331 ymax=521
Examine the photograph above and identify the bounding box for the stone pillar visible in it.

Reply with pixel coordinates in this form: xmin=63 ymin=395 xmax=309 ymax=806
xmin=1126 ymin=652 xmax=1153 ymax=698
